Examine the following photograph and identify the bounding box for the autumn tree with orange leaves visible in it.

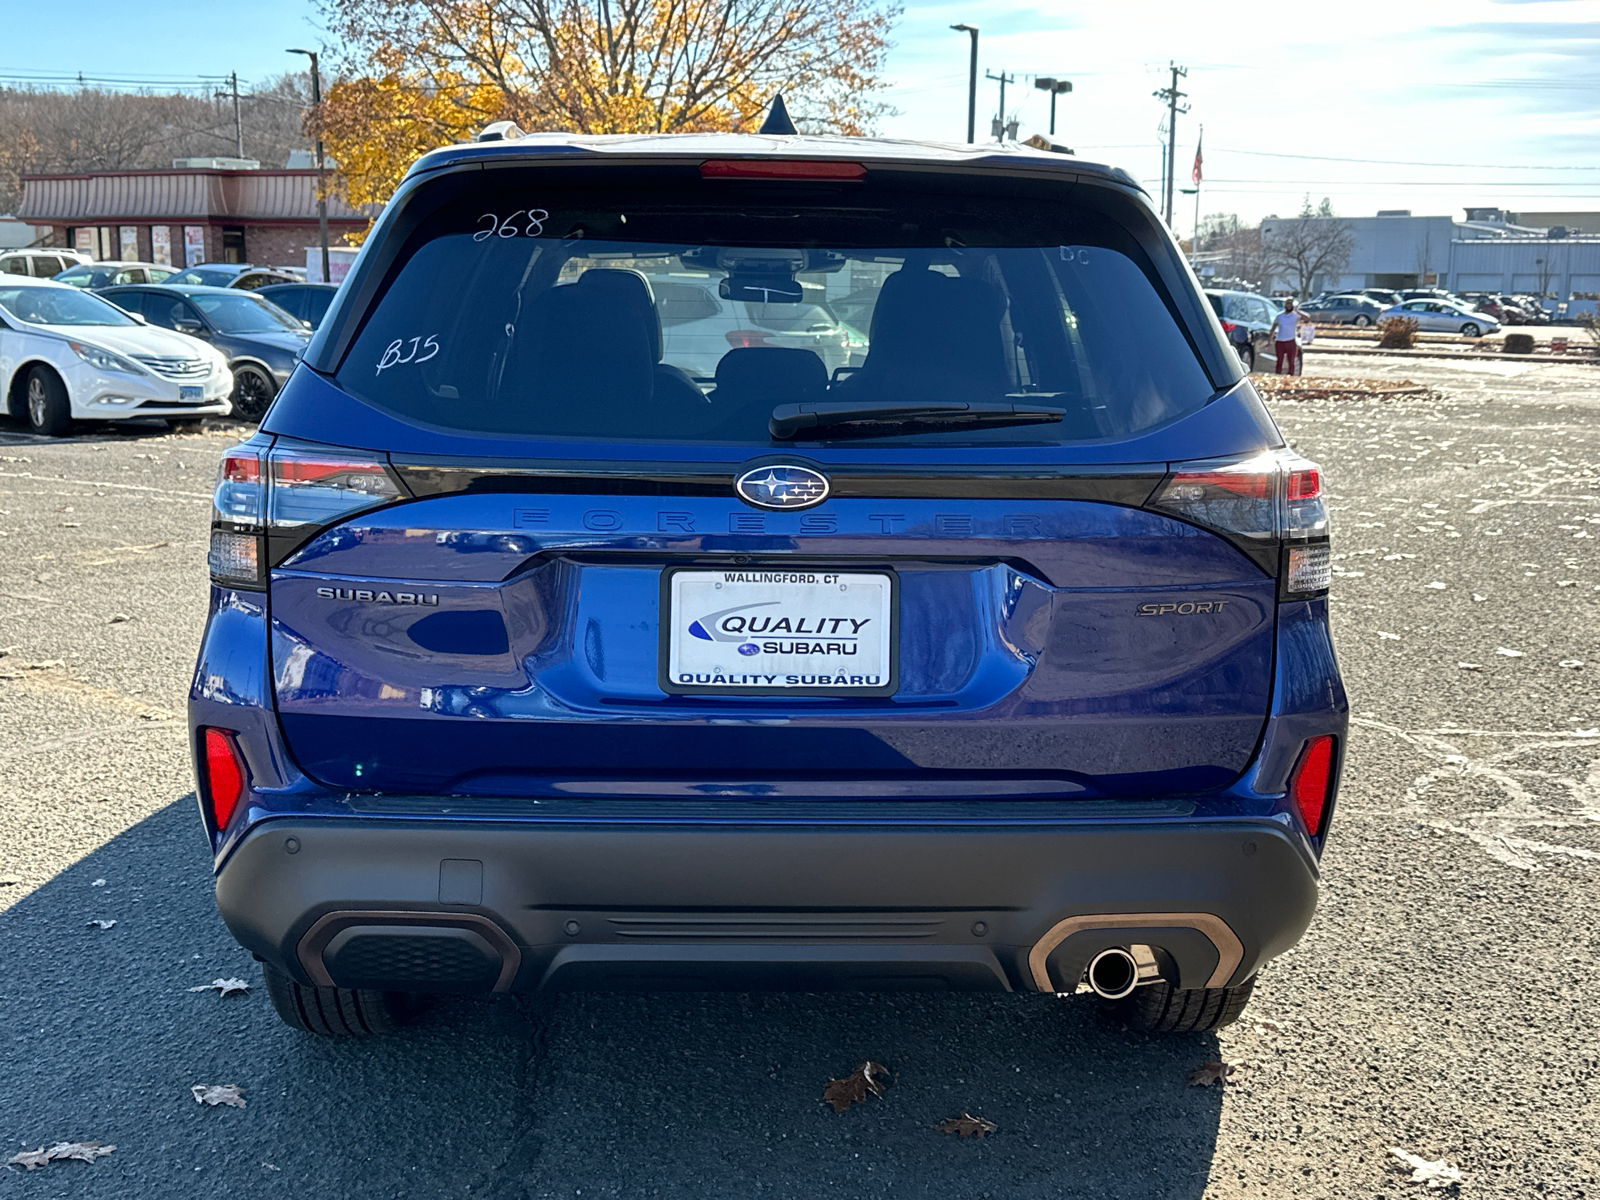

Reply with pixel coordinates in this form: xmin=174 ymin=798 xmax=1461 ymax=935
xmin=312 ymin=0 xmax=899 ymax=217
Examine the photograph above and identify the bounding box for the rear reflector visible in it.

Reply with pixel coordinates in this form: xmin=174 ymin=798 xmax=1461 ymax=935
xmin=700 ymin=159 xmax=866 ymax=181
xmin=203 ymin=728 xmax=245 ymax=831
xmin=208 ymin=530 xmax=261 ymax=587
xmin=1289 ymin=735 xmax=1336 ymax=836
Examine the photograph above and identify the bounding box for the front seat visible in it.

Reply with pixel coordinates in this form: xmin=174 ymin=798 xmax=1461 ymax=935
xmin=833 ymin=268 xmax=1011 ymax=403
xmin=515 ymin=269 xmax=707 ymax=435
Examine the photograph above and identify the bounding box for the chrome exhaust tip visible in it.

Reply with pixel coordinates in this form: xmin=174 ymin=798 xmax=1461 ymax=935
xmin=1086 ymin=947 xmax=1141 ymax=1000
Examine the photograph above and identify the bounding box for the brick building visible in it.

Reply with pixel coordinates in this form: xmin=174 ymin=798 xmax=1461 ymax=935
xmin=15 ymin=166 xmax=368 ymax=271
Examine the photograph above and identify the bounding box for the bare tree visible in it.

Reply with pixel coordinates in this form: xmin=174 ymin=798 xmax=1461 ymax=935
xmin=0 ymin=76 xmax=315 ymax=214
xmin=1201 ymin=214 xmax=1270 ymax=291
xmin=1264 ymin=197 xmax=1356 ymax=298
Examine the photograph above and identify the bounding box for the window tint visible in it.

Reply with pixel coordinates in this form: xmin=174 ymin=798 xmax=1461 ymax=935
xmin=1221 ymin=295 xmax=1252 ymax=322
xmin=0 ymin=257 xmax=25 ymax=275
xmin=34 ymin=256 xmax=65 ymax=277
xmin=130 ymin=292 xmax=201 ymax=331
xmin=334 ymin=180 xmax=1215 ymax=446
xmin=1246 ymin=298 xmax=1275 ymax=324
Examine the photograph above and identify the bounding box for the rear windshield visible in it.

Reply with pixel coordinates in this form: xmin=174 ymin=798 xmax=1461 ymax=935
xmin=334 ymin=175 xmax=1215 ymax=445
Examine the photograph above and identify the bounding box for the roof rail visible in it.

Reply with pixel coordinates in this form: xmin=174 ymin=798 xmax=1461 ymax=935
xmin=477 ymin=121 xmax=526 ymax=143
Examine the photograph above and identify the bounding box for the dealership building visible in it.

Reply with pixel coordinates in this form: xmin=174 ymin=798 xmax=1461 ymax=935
xmin=1258 ymin=207 xmax=1600 ymax=302
xmin=15 ymin=160 xmax=367 ymax=273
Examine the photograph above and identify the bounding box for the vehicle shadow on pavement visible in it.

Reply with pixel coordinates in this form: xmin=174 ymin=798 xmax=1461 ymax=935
xmin=1 ymin=800 xmax=1224 ymax=1199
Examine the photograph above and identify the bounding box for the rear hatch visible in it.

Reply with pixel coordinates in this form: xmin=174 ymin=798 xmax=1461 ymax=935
xmin=218 ymin=149 xmax=1328 ymax=800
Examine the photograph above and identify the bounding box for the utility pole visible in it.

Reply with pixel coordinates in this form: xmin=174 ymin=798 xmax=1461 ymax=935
xmin=950 ymin=25 xmax=979 ymax=144
xmin=289 ymin=49 xmax=330 ymax=284
xmin=986 ymin=70 xmax=1016 ymax=142
xmin=1152 ymin=63 xmax=1188 ymax=226
xmin=230 ymin=72 xmax=243 ymax=159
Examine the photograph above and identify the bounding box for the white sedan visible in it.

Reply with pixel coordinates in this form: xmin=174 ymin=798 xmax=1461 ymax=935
xmin=0 ymin=275 xmax=233 ymax=435
xmin=1379 ymin=299 xmax=1501 ymax=338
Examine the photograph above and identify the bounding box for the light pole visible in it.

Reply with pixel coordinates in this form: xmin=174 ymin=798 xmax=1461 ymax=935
xmin=288 ymin=48 xmax=330 ymax=285
xmin=1033 ymin=77 xmax=1072 ymax=137
xmin=950 ymin=25 xmax=978 ymax=143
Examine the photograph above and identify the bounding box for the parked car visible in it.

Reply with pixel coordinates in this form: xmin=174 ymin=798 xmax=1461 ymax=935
xmin=54 ymin=260 xmax=179 ymax=289
xmin=646 ymin=273 xmax=853 ymax=379
xmin=255 ymin=282 xmax=338 ymax=328
xmin=1508 ymin=295 xmax=1552 ymax=325
xmin=1398 ymin=287 xmax=1462 ymax=306
xmin=0 ymin=277 xmax=232 ymax=434
xmin=99 ymin=284 xmax=311 ymax=419
xmin=191 ymin=131 xmax=1343 ymax=1040
xmin=165 ymin=263 xmax=300 ymax=290
xmin=1301 ymin=294 xmax=1386 ymax=327
xmin=1380 ymin=299 xmax=1500 ymax=337
xmin=1358 ymin=288 xmax=1401 ymax=307
xmin=0 ymin=248 xmax=92 ymax=278
xmin=1203 ymin=287 xmax=1277 ymax=370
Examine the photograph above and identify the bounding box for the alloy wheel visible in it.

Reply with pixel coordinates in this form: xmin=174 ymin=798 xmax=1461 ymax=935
xmin=27 ymin=376 xmax=47 ymax=427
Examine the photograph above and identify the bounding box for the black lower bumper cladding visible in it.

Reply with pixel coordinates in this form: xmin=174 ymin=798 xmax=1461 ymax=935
xmin=215 ymin=807 xmax=1318 ymax=996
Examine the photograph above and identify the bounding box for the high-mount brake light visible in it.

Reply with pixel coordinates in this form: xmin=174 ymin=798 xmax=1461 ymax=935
xmin=1288 ymin=735 xmax=1336 ymax=836
xmin=725 ymin=330 xmax=772 ymax=349
xmin=700 ymin=159 xmax=866 ymax=182
xmin=202 ymin=727 xmax=246 ymax=832
xmin=1148 ymin=448 xmax=1331 ymax=596
xmin=209 ymin=445 xmax=265 ymax=588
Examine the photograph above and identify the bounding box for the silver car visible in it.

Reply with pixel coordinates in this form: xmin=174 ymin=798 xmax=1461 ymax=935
xmin=1380 ymin=299 xmax=1500 ymax=337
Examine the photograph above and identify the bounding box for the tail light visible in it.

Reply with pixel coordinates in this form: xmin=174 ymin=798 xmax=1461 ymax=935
xmin=1288 ymin=735 xmax=1336 ymax=836
xmin=725 ymin=330 xmax=773 ymax=349
xmin=208 ymin=440 xmax=406 ymax=589
xmin=209 ymin=445 xmax=264 ymax=588
xmin=1219 ymin=319 xmax=1237 ymax=333
xmin=202 ymin=727 xmax=246 ymax=831
xmin=1147 ymin=448 xmax=1331 ymax=596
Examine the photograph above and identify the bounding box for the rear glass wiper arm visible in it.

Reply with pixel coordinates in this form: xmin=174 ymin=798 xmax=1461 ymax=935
xmin=770 ymin=401 xmax=1065 ymax=440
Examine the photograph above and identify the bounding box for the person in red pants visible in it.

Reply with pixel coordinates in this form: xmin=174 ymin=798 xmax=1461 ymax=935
xmin=1273 ymin=299 xmax=1308 ymax=373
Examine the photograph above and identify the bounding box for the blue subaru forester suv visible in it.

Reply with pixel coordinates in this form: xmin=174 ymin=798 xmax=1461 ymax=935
xmin=190 ymin=130 xmax=1345 ymax=1036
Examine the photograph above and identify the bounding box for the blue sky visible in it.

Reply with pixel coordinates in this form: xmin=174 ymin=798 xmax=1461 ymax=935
xmin=5 ymin=0 xmax=1598 ymax=228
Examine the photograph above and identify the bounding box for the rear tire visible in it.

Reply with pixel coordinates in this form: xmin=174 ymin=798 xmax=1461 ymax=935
xmin=23 ymin=366 xmax=72 ymax=436
xmin=1235 ymin=343 xmax=1255 ymax=373
xmin=1352 ymin=314 xmax=1372 ymax=328
xmin=1107 ymin=974 xmax=1257 ymax=1033
xmin=1460 ymin=322 xmax=1481 ymax=338
xmin=229 ymin=365 xmax=276 ymax=422
xmin=261 ymin=963 xmax=413 ymax=1036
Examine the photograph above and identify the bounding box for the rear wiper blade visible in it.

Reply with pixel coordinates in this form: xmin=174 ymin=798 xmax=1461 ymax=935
xmin=770 ymin=401 xmax=1065 ymax=440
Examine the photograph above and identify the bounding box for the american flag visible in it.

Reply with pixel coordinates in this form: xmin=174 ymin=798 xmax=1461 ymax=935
xmin=1191 ymin=132 xmax=1203 ymax=185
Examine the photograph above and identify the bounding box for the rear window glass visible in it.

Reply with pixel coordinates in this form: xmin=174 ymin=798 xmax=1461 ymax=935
xmin=334 ymin=175 xmax=1216 ymax=445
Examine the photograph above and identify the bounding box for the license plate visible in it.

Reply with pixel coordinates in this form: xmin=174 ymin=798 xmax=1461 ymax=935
xmin=179 ymin=385 xmax=202 ymax=400
xmin=662 ymin=568 xmax=896 ymax=695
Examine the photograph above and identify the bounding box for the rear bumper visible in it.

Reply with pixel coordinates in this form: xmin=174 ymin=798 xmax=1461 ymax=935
xmin=215 ymin=805 xmax=1318 ymax=995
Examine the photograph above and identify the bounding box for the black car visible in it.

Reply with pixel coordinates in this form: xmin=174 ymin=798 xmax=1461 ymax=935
xmin=1204 ymin=288 xmax=1278 ymax=371
xmin=255 ymin=282 xmax=339 ymax=328
xmin=100 ymin=284 xmax=311 ymax=419
xmin=164 ymin=264 xmax=301 ymax=290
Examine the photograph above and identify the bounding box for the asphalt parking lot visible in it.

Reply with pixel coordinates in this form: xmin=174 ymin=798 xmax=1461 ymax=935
xmin=2 ymin=352 xmax=1597 ymax=1198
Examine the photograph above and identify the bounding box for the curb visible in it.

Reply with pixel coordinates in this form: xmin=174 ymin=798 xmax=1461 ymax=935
xmin=1302 ymin=345 xmax=1595 ymax=366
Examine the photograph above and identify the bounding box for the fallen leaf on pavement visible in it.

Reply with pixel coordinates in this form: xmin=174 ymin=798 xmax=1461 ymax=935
xmin=91 ymin=879 xmax=106 ymax=887
xmin=188 ymin=978 xmax=250 ymax=997
xmin=0 ymin=875 xmax=21 ymax=886
xmin=1388 ymin=1146 xmax=1462 ymax=1189
xmin=21 ymin=659 xmax=64 ymax=670
xmin=1456 ymin=663 xmax=1483 ymax=671
xmin=85 ymin=920 xmax=116 ymax=930
xmin=1425 ymin=582 xmax=1447 ymax=590
xmin=935 ymin=1112 xmax=997 ymax=1138
xmin=1559 ymin=659 xmax=1584 ymax=669
xmin=191 ymin=1084 xmax=246 ymax=1108
xmin=821 ymin=1061 xmax=893 ymax=1113
xmin=7 ymin=1142 xmax=115 ymax=1170
xmin=1188 ymin=1061 xmax=1236 ymax=1087
xmin=1377 ymin=631 xmax=1401 ymax=640
xmin=1494 ymin=647 xmax=1524 ymax=658
xmin=107 ymin=613 xmax=131 ymax=623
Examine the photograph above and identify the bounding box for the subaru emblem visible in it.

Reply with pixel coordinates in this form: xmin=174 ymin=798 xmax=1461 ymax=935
xmin=734 ymin=464 xmax=830 ymax=510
